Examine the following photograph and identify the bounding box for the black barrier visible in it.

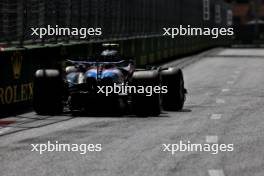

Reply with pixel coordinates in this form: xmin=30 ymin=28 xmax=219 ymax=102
xmin=0 ymin=45 xmax=66 ymax=116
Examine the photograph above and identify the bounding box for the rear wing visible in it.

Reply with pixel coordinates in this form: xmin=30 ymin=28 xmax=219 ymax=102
xmin=66 ymin=59 xmax=127 ymax=65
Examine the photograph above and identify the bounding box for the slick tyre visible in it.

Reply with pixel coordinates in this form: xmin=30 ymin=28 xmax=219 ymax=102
xmin=105 ymin=96 xmax=126 ymax=117
xmin=33 ymin=69 xmax=64 ymax=115
xmin=161 ymin=68 xmax=186 ymax=111
xmin=131 ymin=70 xmax=161 ymax=117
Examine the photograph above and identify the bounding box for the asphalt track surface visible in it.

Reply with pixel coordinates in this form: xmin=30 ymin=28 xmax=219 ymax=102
xmin=1 ymin=48 xmax=264 ymax=176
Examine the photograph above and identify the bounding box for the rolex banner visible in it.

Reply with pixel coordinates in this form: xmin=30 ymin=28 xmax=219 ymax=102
xmin=0 ymin=47 xmax=62 ymax=116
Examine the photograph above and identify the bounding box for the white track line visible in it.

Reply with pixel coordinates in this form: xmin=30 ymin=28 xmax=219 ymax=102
xmin=210 ymin=114 xmax=222 ymax=120
xmin=227 ymin=81 xmax=234 ymax=85
xmin=208 ymin=170 xmax=225 ymax=176
xmin=216 ymin=99 xmax=225 ymax=104
xmin=0 ymin=127 xmax=12 ymax=134
xmin=222 ymin=89 xmax=230 ymax=92
xmin=206 ymin=136 xmax=218 ymax=143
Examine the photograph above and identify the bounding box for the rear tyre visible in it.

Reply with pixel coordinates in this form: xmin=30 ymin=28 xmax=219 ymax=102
xmin=106 ymin=96 xmax=126 ymax=117
xmin=161 ymin=68 xmax=186 ymax=111
xmin=131 ymin=70 xmax=161 ymax=117
xmin=33 ymin=69 xmax=64 ymax=115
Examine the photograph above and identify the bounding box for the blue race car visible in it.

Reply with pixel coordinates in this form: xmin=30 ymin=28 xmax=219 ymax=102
xmin=33 ymin=44 xmax=187 ymax=116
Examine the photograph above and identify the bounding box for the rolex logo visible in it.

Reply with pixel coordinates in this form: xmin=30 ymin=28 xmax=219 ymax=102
xmin=11 ymin=51 xmax=23 ymax=79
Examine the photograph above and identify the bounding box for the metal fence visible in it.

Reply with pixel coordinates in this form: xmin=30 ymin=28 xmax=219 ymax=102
xmin=0 ymin=0 xmax=170 ymax=46
xmin=0 ymin=0 xmax=232 ymax=47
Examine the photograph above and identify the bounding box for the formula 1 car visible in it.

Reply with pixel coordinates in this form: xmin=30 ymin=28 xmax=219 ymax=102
xmin=33 ymin=44 xmax=187 ymax=116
